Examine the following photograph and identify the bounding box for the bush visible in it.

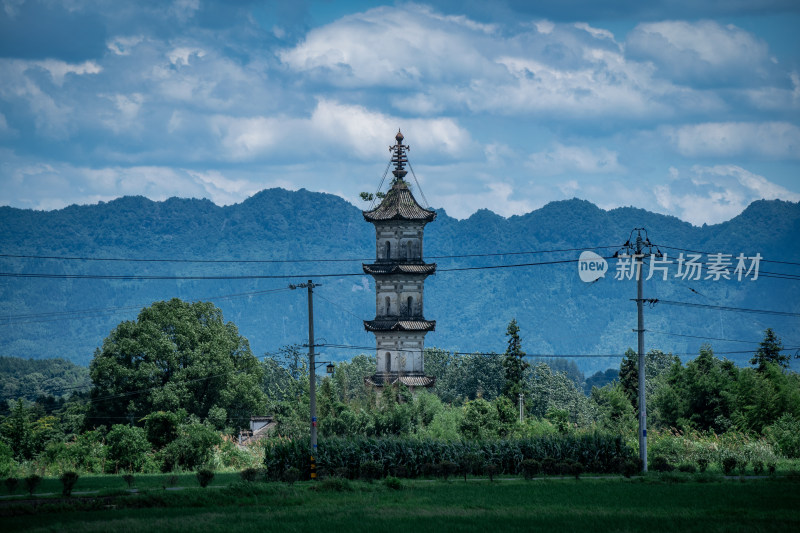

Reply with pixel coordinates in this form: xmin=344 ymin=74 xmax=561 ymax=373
xmin=360 ymin=460 xmax=383 ymax=481
xmin=767 ymin=462 xmax=777 ymax=475
xmin=122 ymin=474 xmax=135 ymax=488
xmin=196 ymin=468 xmax=215 ymax=488
xmin=60 ymin=471 xmax=79 ymax=497
xmin=5 ymin=477 xmax=19 ymax=494
xmin=697 ymin=458 xmax=709 ymax=473
xmin=319 ymin=477 xmax=352 ymax=492
xmin=722 ymin=456 xmax=738 ymax=475
xmin=764 ymin=413 xmax=800 ymax=458
xmin=161 ymin=423 xmax=222 ymax=472
xmin=283 ymin=467 xmax=301 ymax=485
xmin=678 ymin=464 xmax=697 ymax=474
xmin=484 ymin=464 xmax=499 ymax=482
xmin=738 ymin=459 xmax=748 ymax=476
xmin=619 ymin=458 xmax=640 ymax=478
xmin=650 ymin=456 xmax=674 ymax=473
xmin=383 ymin=476 xmax=403 ymax=490
xmin=541 ymin=457 xmax=557 ymax=475
xmin=521 ymin=459 xmax=541 ymax=480
xmin=106 ymin=425 xmax=151 ymax=473
xmin=240 ymin=467 xmax=260 ymax=482
xmin=24 ymin=474 xmax=41 ymax=496
xmin=440 ymin=461 xmax=458 ymax=481
xmin=752 ymin=460 xmax=764 ymax=476
xmin=567 ymin=460 xmax=584 ymax=480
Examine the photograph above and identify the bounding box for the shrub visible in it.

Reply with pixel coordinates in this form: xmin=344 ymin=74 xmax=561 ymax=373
xmin=621 ymin=458 xmax=640 ymax=478
xmin=764 ymin=413 xmax=800 ymax=458
xmin=568 ymin=460 xmax=584 ymax=480
xmin=5 ymin=477 xmax=19 ymax=494
xmin=360 ymin=460 xmax=383 ymax=481
xmin=440 ymin=461 xmax=458 ymax=481
xmin=521 ymin=459 xmax=541 ymax=480
xmin=165 ymin=475 xmax=179 ymax=488
xmin=555 ymin=462 xmax=571 ymax=476
xmin=240 ymin=467 xmax=260 ymax=482
xmin=484 ymin=464 xmax=499 ymax=482
xmin=383 ymin=476 xmax=403 ymax=490
xmin=319 ymin=477 xmax=352 ymax=492
xmin=161 ymin=423 xmax=222 ymax=472
xmin=389 ymin=465 xmax=408 ymax=479
xmin=722 ymin=456 xmax=738 ymax=475
xmin=697 ymin=458 xmax=709 ymax=473
xmin=541 ymin=457 xmax=557 ymax=475
xmin=678 ymin=464 xmax=697 ymax=474
xmin=196 ymin=469 xmax=215 ymax=488
xmin=283 ymin=467 xmax=301 ymax=485
xmin=767 ymin=462 xmax=777 ymax=475
xmin=106 ymin=425 xmax=150 ymax=473
xmin=122 ymin=474 xmax=135 ymax=488
xmin=752 ymin=460 xmax=764 ymax=476
xmin=738 ymin=459 xmax=748 ymax=476
xmin=60 ymin=471 xmax=79 ymax=497
xmin=650 ymin=456 xmax=674 ymax=473
xmin=422 ymin=463 xmax=440 ymax=478
xmin=24 ymin=474 xmax=41 ymax=496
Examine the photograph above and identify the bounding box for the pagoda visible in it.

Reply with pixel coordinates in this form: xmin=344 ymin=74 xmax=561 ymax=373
xmin=363 ymin=131 xmax=436 ymax=392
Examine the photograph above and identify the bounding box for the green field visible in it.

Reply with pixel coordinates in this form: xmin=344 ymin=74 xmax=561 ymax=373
xmin=3 ymin=475 xmax=799 ymax=532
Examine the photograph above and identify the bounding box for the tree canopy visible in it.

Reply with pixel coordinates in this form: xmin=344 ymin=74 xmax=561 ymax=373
xmin=87 ymin=299 xmax=265 ymax=431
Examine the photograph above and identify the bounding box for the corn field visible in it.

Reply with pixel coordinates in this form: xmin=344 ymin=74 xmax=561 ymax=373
xmin=263 ymin=433 xmax=633 ymax=478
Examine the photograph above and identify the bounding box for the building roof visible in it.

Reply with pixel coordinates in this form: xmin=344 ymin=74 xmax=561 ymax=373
xmin=365 ymin=373 xmax=435 ymax=388
xmin=362 ymin=181 xmax=437 ymax=223
xmin=364 ymin=319 xmax=436 ymax=332
xmin=362 ymin=263 xmax=437 ymax=276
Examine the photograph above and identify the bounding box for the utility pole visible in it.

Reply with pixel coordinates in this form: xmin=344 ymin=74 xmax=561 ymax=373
xmin=289 ymin=280 xmax=321 ymax=478
xmin=634 ymin=232 xmax=647 ymax=473
xmin=622 ymin=228 xmax=657 ymax=472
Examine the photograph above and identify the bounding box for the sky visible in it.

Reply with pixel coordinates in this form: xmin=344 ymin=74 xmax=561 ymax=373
xmin=1 ymin=0 xmax=799 ymax=225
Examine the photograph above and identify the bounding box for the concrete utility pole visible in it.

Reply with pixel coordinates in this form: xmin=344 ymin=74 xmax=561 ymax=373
xmin=622 ymin=228 xmax=658 ymax=472
xmin=289 ymin=280 xmax=321 ymax=474
xmin=634 ymin=232 xmax=647 ymax=473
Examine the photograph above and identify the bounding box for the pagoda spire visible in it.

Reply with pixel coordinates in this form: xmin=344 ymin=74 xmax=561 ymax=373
xmin=390 ymin=129 xmax=409 ymax=180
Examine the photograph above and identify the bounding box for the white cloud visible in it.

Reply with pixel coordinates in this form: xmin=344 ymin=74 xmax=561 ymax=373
xmin=527 ymin=143 xmax=623 ymax=175
xmin=168 ymin=47 xmax=206 ymax=67
xmin=31 ymin=59 xmax=102 ymax=86
xmin=626 ymin=21 xmax=773 ymax=86
xmin=437 ymin=180 xmax=533 ymax=219
xmin=653 ymin=165 xmax=800 ymax=225
xmin=574 ymin=22 xmax=616 ymax=43
xmin=212 ymin=99 xmax=472 ymax=162
xmin=667 ymin=122 xmax=800 ymax=159
xmin=107 ymin=36 xmax=145 ymax=56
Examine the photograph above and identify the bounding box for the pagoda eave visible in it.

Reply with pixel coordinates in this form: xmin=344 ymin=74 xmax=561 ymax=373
xmin=362 ymin=263 xmax=437 ymax=276
xmin=364 ymin=319 xmax=436 ymax=332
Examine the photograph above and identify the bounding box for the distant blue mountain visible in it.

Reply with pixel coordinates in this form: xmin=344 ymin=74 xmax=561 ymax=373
xmin=1 ymin=190 xmax=798 ymax=375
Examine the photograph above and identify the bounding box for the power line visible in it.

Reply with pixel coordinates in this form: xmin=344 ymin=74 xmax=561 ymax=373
xmin=655 ymin=244 xmax=800 ymax=268
xmin=0 ymin=287 xmax=293 ymax=325
xmin=653 ymin=299 xmax=800 ymax=318
xmin=0 ymin=244 xmax=621 ymax=264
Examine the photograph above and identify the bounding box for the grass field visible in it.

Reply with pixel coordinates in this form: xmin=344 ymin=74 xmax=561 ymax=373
xmin=3 ymin=475 xmax=799 ymax=532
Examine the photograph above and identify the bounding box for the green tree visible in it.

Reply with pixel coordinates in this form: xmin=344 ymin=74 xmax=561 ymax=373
xmin=751 ymin=328 xmax=788 ymax=371
xmin=502 ymin=319 xmax=529 ymax=401
xmin=88 ymin=299 xmax=265 ymax=432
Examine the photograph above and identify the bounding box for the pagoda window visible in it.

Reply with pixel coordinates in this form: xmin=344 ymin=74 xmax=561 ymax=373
xmin=401 ymin=242 xmax=407 ymax=260
xmin=407 ymin=296 xmax=413 ymax=316
xmin=385 ymin=352 xmax=392 ymax=372
xmin=385 ymin=296 xmax=391 ymax=315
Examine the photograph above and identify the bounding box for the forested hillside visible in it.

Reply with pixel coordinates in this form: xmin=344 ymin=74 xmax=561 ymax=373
xmin=1 ymin=189 xmax=798 ymax=375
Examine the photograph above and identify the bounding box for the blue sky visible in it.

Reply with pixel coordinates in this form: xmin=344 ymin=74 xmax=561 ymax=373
xmin=1 ymin=0 xmax=798 ymax=225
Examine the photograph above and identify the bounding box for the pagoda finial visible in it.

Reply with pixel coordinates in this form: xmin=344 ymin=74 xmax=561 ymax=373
xmin=390 ymin=130 xmax=409 ymax=181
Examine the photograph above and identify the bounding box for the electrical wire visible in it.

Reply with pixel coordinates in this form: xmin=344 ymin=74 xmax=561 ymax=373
xmin=0 ymin=244 xmax=622 ymax=264
xmin=653 ymin=299 xmax=800 ymax=318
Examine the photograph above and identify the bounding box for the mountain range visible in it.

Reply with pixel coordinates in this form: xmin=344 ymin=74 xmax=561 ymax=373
xmin=1 ymin=189 xmax=798 ymax=376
